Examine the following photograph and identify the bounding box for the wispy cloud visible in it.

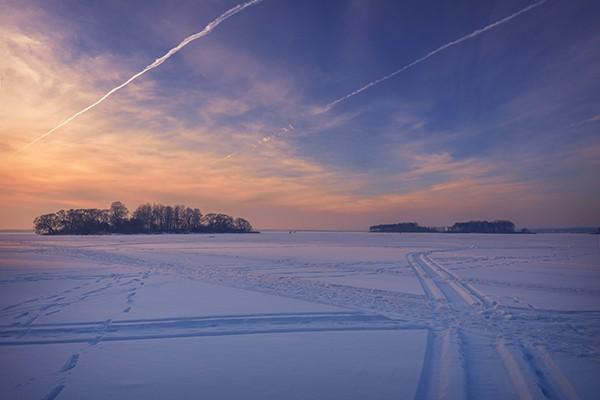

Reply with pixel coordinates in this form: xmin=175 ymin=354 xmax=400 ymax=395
xmin=570 ymin=113 xmax=600 ymax=127
xmin=320 ymin=0 xmax=548 ymax=113
xmin=1 ymin=0 xmax=598 ymax=230
xmin=20 ymin=0 xmax=263 ymax=150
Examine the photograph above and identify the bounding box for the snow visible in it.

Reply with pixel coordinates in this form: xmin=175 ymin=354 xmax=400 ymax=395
xmin=1 ymin=330 xmax=427 ymax=400
xmin=1 ymin=232 xmax=599 ymax=399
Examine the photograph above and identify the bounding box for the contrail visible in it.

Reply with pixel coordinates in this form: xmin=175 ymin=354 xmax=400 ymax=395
xmin=321 ymin=0 xmax=547 ymax=113
xmin=210 ymin=123 xmax=295 ymax=165
xmin=21 ymin=0 xmax=263 ymax=150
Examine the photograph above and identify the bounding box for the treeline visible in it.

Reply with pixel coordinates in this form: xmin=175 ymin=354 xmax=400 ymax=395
xmin=34 ymin=202 xmax=255 ymax=235
xmin=370 ymin=220 xmax=525 ymax=234
xmin=369 ymin=222 xmax=436 ymax=233
xmin=448 ymin=220 xmax=515 ymax=233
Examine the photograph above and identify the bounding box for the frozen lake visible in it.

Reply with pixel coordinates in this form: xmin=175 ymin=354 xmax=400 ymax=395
xmin=0 ymin=232 xmax=599 ymax=399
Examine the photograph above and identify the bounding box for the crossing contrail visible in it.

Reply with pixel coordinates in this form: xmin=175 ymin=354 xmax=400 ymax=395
xmin=321 ymin=0 xmax=547 ymax=113
xmin=21 ymin=0 xmax=263 ymax=150
xmin=211 ymin=0 xmax=547 ymax=164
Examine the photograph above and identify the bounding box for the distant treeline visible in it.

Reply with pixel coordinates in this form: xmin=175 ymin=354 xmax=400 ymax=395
xmin=370 ymin=220 xmax=526 ymax=234
xmin=533 ymin=227 xmax=600 ymax=234
xmin=447 ymin=220 xmax=516 ymax=233
xmin=369 ymin=222 xmax=437 ymax=233
xmin=34 ymin=202 xmax=255 ymax=235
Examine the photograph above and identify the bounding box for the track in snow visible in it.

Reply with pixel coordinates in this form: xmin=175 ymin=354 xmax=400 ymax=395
xmin=2 ymin=236 xmax=597 ymax=399
xmin=408 ymin=251 xmax=582 ymax=400
xmin=0 ymin=312 xmax=417 ymax=346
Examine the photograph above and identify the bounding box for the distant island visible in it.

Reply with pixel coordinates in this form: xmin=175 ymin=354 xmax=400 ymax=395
xmin=33 ymin=201 xmax=256 ymax=235
xmin=532 ymin=227 xmax=600 ymax=234
xmin=370 ymin=220 xmax=532 ymax=234
xmin=447 ymin=220 xmax=517 ymax=233
xmin=369 ymin=222 xmax=437 ymax=233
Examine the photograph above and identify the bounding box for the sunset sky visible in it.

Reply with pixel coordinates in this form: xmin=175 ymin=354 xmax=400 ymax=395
xmin=1 ymin=0 xmax=599 ymax=230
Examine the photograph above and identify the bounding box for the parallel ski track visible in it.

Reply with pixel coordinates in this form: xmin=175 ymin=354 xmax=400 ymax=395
xmin=2 ymin=242 xmax=593 ymax=399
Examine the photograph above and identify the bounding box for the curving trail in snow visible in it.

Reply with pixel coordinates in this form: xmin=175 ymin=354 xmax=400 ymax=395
xmin=0 ymin=232 xmax=598 ymax=399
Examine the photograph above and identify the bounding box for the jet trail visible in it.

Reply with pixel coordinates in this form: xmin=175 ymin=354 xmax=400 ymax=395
xmin=321 ymin=0 xmax=547 ymax=113
xmin=21 ymin=0 xmax=263 ymax=150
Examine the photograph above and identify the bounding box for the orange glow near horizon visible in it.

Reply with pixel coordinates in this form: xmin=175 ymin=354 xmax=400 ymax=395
xmin=1 ymin=3 xmax=598 ymax=230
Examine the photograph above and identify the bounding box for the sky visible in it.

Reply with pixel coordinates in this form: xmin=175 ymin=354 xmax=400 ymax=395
xmin=1 ymin=0 xmax=599 ymax=230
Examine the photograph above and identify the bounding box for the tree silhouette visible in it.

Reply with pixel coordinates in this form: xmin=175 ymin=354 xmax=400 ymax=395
xmin=448 ymin=220 xmax=515 ymax=233
xmin=33 ymin=202 xmax=255 ymax=235
xmin=33 ymin=214 xmax=60 ymax=235
xmin=109 ymin=201 xmax=129 ymax=228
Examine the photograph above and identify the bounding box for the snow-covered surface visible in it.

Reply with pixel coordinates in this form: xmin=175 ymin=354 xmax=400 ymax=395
xmin=0 ymin=232 xmax=599 ymax=399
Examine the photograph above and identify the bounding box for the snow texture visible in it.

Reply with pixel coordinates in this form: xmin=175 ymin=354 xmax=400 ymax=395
xmin=0 ymin=232 xmax=599 ymax=399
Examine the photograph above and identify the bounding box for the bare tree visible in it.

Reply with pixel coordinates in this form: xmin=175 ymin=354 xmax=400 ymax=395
xmin=33 ymin=214 xmax=60 ymax=235
xmin=34 ymin=202 xmax=253 ymax=235
xmin=109 ymin=201 xmax=129 ymax=228
xmin=234 ymin=218 xmax=254 ymax=233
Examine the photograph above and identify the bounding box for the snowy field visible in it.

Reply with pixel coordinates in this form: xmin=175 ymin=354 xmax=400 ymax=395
xmin=0 ymin=232 xmax=599 ymax=399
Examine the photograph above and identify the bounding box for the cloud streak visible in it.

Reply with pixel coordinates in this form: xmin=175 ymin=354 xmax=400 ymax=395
xmin=20 ymin=0 xmax=263 ymax=150
xmin=321 ymin=0 xmax=548 ymax=113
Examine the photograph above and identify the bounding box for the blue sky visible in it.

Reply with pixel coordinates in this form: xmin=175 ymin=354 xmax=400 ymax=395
xmin=1 ymin=0 xmax=599 ymax=229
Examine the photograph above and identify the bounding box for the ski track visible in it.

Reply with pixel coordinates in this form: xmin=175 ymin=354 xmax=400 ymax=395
xmin=0 ymin=312 xmax=417 ymax=346
xmin=407 ymin=251 xmax=589 ymax=399
xmin=0 ymin=252 xmax=154 ymax=398
xmin=1 ymin=240 xmax=596 ymax=399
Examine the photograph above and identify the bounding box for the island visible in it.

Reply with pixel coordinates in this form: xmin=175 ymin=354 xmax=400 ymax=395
xmin=447 ymin=220 xmax=515 ymax=233
xmin=369 ymin=222 xmax=437 ymax=233
xmin=33 ymin=201 xmax=256 ymax=235
xmin=370 ymin=220 xmax=531 ymax=234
